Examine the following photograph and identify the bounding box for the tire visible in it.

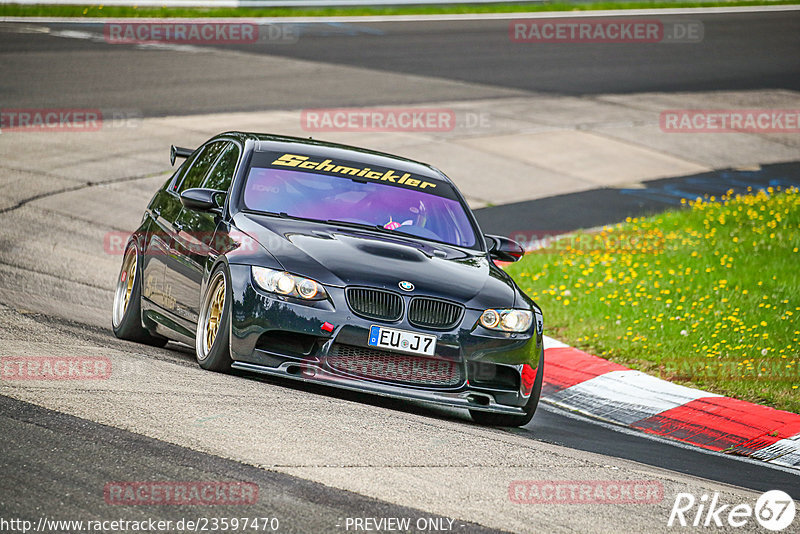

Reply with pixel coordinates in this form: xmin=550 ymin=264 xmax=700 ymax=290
xmin=470 ymin=355 xmax=544 ymax=427
xmin=195 ymin=264 xmax=233 ymax=372
xmin=112 ymin=242 xmax=168 ymax=347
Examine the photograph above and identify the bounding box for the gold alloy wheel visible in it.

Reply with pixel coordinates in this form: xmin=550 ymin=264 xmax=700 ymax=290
xmin=202 ymin=274 xmax=226 ymax=356
xmin=113 ymin=247 xmax=137 ymax=327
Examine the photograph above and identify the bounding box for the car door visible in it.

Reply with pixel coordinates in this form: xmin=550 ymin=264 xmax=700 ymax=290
xmin=164 ymin=140 xmax=240 ymax=324
xmin=141 ymin=152 xmax=198 ymax=311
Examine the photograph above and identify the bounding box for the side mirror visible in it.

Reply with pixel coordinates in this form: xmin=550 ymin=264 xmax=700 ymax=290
xmin=170 ymin=145 xmax=194 ymax=166
xmin=485 ymin=234 xmax=524 ymax=262
xmin=180 ymin=188 xmax=225 ymax=213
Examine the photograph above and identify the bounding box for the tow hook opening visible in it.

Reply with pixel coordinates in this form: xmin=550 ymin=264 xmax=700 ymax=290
xmin=467 ymin=394 xmax=491 ymax=406
xmin=286 ymin=365 xmax=317 ymax=378
xmin=287 ymin=364 xmax=317 ymax=378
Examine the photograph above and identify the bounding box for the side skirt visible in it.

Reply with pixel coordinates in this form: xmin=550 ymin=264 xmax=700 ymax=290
xmin=142 ymin=298 xmax=196 ymax=346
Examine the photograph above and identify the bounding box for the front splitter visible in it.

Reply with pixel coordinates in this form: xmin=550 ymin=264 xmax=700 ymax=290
xmin=231 ymin=360 xmax=526 ymax=415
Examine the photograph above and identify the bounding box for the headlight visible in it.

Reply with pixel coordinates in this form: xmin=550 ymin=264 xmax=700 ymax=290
xmin=480 ymin=309 xmax=501 ymax=329
xmin=479 ymin=309 xmax=533 ymax=333
xmin=251 ymin=266 xmax=327 ymax=301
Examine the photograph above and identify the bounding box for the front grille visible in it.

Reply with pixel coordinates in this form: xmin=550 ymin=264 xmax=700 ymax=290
xmin=327 ymin=344 xmax=463 ymax=387
xmin=346 ymin=288 xmax=403 ymax=322
xmin=408 ymin=297 xmax=464 ymax=329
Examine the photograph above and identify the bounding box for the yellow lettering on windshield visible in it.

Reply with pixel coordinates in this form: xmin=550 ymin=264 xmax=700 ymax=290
xmin=269 ymin=153 xmax=437 ymax=190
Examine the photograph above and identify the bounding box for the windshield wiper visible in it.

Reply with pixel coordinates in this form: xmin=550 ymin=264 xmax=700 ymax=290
xmin=252 ymin=211 xmax=322 ymax=223
xmin=252 ymin=212 xmax=426 ymax=239
xmin=325 ymin=219 xmax=390 ymax=233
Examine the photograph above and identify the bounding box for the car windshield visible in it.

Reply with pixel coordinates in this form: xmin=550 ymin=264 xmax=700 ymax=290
xmin=243 ymin=167 xmax=478 ymax=248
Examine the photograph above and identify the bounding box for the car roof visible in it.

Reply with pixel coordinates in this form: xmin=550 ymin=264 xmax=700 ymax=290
xmin=211 ymin=131 xmax=453 ymax=186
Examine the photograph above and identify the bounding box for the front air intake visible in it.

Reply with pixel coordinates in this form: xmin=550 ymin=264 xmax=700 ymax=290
xmin=327 ymin=343 xmax=463 ymax=387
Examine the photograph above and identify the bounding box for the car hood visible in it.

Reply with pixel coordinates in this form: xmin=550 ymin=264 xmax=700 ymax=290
xmin=233 ymin=213 xmax=518 ymax=309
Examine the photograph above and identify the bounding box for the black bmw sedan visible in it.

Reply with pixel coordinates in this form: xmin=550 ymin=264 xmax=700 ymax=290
xmin=112 ymin=132 xmax=544 ymax=426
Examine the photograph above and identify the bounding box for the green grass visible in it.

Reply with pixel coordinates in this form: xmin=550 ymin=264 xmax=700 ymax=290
xmin=506 ymin=188 xmax=800 ymax=413
xmin=1 ymin=0 xmax=797 ymax=18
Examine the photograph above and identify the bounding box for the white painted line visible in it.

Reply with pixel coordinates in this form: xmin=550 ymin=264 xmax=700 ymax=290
xmin=10 ymin=24 xmax=233 ymax=53
xmin=542 ymin=335 xmax=568 ymax=350
xmin=547 ymin=369 xmax=721 ymax=426
xmin=2 ymin=5 xmax=799 ymax=24
xmin=749 ymin=432 xmax=800 ymax=468
xmin=49 ymin=29 xmax=95 ymax=39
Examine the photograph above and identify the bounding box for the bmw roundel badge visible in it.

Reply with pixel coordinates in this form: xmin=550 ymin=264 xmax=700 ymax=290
xmin=398 ymin=281 xmax=414 ymax=291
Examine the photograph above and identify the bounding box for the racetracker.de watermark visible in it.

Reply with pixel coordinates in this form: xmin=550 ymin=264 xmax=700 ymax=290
xmin=0 ymin=109 xmax=141 ymax=133
xmin=104 ymin=481 xmax=259 ymax=506
xmin=103 ymin=22 xmax=298 ymax=45
xmin=104 ymin=230 xmax=266 ymax=257
xmin=301 ymin=108 xmax=465 ymax=132
xmin=660 ymin=109 xmax=800 ymax=133
xmin=508 ymin=229 xmax=665 ymax=255
xmin=659 ymin=360 xmax=799 ymax=383
xmin=1 ymin=356 xmax=111 ymax=380
xmin=509 ymin=480 xmax=664 ymax=504
xmin=510 ymin=18 xmax=703 ymax=43
xmin=1 ymin=517 xmax=279 ymax=533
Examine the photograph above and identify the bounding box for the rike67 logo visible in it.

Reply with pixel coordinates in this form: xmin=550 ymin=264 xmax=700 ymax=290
xmin=668 ymin=490 xmax=796 ymax=531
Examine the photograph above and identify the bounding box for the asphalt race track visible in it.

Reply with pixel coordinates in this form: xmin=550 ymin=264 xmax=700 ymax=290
xmin=0 ymin=395 xmax=499 ymax=534
xmin=1 ymin=10 xmax=799 ymax=533
xmin=0 ymin=11 xmax=797 ymax=115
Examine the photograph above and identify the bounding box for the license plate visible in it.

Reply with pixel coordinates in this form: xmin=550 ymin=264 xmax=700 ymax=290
xmin=368 ymin=325 xmax=436 ymax=356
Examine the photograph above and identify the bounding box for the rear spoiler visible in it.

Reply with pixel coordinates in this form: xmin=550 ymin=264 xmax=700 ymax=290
xmin=170 ymin=145 xmax=194 ymax=166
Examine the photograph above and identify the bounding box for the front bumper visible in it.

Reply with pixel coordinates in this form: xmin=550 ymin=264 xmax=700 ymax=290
xmin=227 ymin=264 xmax=542 ymax=414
